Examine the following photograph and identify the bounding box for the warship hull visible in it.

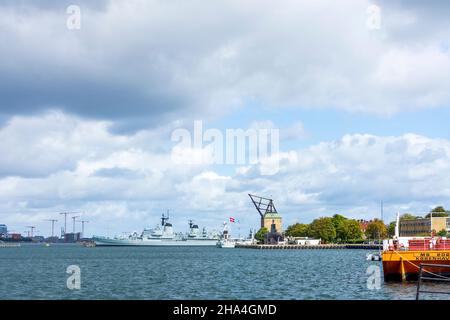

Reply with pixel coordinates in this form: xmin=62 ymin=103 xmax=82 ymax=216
xmin=93 ymin=237 xmax=217 ymax=246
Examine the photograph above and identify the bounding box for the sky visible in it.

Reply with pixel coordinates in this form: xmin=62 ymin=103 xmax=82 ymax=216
xmin=1 ymin=0 xmax=450 ymax=237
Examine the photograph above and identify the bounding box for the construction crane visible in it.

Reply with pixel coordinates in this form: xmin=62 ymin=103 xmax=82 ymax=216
xmin=248 ymin=194 xmax=283 ymax=243
xmin=59 ymin=212 xmax=78 ymax=235
xmin=44 ymin=219 xmax=58 ymax=237
xmin=25 ymin=226 xmax=36 ymax=238
xmin=71 ymin=216 xmax=80 ymax=233
xmin=248 ymin=194 xmax=278 ymax=228
xmin=77 ymin=220 xmax=89 ymax=239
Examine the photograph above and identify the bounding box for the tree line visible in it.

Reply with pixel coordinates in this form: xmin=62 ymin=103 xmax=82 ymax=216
xmin=255 ymin=214 xmax=386 ymax=243
xmin=254 ymin=206 xmax=449 ymax=243
xmin=283 ymin=215 xmax=386 ymax=243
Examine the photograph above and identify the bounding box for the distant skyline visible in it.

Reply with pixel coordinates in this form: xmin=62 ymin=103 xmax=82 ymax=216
xmin=1 ymin=0 xmax=450 ymax=237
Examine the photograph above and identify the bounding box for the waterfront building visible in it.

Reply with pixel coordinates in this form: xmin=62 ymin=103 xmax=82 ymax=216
xmin=358 ymin=220 xmax=372 ymax=234
xmin=289 ymin=237 xmax=321 ymax=245
xmin=64 ymin=232 xmax=82 ymax=242
xmin=6 ymin=233 xmax=21 ymax=241
xmin=263 ymin=212 xmax=282 ymax=233
xmin=357 ymin=219 xmax=373 ymax=239
xmin=0 ymin=224 xmax=7 ymax=237
xmin=248 ymin=194 xmax=284 ymax=244
xmin=399 ymin=217 xmax=449 ymax=236
xmin=248 ymin=194 xmax=283 ymax=232
xmin=45 ymin=236 xmax=59 ymax=243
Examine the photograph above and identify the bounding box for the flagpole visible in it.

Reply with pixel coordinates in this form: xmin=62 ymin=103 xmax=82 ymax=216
xmin=238 ymin=221 xmax=240 ymax=240
xmin=229 ymin=217 xmax=240 ymax=239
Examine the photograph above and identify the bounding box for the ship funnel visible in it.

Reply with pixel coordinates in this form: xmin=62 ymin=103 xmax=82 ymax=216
xmin=163 ymin=222 xmax=173 ymax=236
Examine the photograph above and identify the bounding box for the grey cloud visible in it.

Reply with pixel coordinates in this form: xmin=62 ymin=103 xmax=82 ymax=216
xmin=0 ymin=0 xmax=226 ymax=132
xmin=0 ymin=73 xmax=182 ymax=133
xmin=1 ymin=0 xmax=450 ymax=134
xmin=376 ymin=0 xmax=450 ymax=14
xmin=374 ymin=0 xmax=450 ymax=43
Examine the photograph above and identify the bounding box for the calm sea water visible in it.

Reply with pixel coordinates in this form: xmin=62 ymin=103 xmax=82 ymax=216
xmin=0 ymin=244 xmax=448 ymax=300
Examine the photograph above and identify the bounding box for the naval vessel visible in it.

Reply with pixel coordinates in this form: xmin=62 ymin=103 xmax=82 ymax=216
xmin=93 ymin=214 xmax=219 ymax=246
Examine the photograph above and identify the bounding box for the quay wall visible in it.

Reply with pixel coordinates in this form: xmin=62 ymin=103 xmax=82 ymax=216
xmin=235 ymin=244 xmax=382 ymax=250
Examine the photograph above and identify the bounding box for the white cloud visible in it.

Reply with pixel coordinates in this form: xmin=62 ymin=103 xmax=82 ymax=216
xmin=0 ymin=111 xmax=117 ymax=177
xmin=237 ymin=133 xmax=450 ymax=223
xmin=176 ymin=171 xmax=232 ymax=210
xmin=2 ymin=112 xmax=450 ymax=235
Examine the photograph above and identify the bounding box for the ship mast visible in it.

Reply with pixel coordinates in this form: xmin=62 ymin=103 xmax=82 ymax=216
xmin=394 ymin=211 xmax=400 ymax=239
xmin=161 ymin=210 xmax=170 ymax=226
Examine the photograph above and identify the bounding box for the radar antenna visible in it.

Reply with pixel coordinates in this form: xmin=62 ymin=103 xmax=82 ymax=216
xmin=161 ymin=210 xmax=170 ymax=226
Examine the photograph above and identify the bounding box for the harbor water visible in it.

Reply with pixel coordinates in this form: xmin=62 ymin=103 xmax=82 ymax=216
xmin=0 ymin=244 xmax=448 ymax=300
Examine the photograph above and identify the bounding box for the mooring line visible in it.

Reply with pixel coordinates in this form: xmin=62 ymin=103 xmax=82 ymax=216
xmin=392 ymin=250 xmax=450 ymax=280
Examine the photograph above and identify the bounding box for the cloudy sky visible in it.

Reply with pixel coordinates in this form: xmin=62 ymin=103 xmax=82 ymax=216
xmin=1 ymin=0 xmax=450 ymax=237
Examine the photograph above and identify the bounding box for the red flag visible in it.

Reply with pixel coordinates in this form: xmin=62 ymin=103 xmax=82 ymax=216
xmin=229 ymin=217 xmax=235 ymax=223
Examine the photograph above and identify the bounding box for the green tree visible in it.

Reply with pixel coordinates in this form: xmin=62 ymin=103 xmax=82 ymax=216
xmin=255 ymin=227 xmax=269 ymax=243
xmin=331 ymin=214 xmax=348 ymax=241
xmin=432 ymin=206 xmax=446 ymax=213
xmin=365 ymin=219 xmax=387 ymax=239
xmin=400 ymin=213 xmax=421 ymax=220
xmin=331 ymin=214 xmax=347 ymax=229
xmin=336 ymin=222 xmax=348 ymax=242
xmin=309 ymin=217 xmax=336 ymax=243
xmin=285 ymin=223 xmax=309 ymax=237
xmin=425 ymin=206 xmax=449 ymax=218
xmin=437 ymin=229 xmax=448 ymax=237
xmin=387 ymin=221 xmax=396 ymax=237
xmin=340 ymin=219 xmax=363 ymax=241
xmin=331 ymin=214 xmax=347 ymax=241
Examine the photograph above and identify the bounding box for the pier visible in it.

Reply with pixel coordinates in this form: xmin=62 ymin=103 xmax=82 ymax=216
xmin=0 ymin=241 xmax=20 ymax=248
xmin=235 ymin=244 xmax=382 ymax=250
